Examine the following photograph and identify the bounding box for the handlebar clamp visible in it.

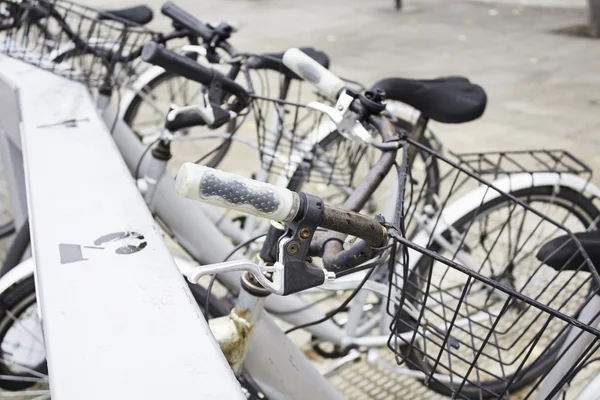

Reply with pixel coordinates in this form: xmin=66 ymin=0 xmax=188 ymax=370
xmin=273 ymin=193 xmax=330 ymax=295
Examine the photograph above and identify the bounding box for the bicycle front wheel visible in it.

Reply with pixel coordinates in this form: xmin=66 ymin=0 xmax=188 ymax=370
xmin=123 ymin=70 xmax=236 ymax=169
xmin=403 ymin=185 xmax=599 ymax=398
xmin=0 ymin=274 xmax=48 ymax=393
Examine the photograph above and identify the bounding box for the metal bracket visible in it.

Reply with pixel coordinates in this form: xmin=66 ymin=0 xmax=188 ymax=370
xmin=275 ymin=193 xmax=335 ymax=295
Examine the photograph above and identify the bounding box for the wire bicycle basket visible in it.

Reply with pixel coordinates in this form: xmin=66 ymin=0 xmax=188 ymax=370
xmin=387 ymin=139 xmax=600 ymax=399
xmin=0 ymin=0 xmax=154 ymax=88
xmin=240 ymin=60 xmax=370 ymax=188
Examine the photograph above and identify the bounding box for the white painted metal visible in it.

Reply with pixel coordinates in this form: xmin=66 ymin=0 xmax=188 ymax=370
xmin=243 ymin=313 xmax=345 ymax=400
xmin=537 ymin=295 xmax=600 ymax=400
xmin=0 ymin=70 xmax=28 ymax=227
xmin=0 ymin=54 xmax=244 ymax=400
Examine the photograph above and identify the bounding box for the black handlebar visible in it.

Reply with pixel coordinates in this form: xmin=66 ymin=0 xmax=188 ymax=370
xmin=161 ymin=1 xmax=213 ymax=43
xmin=141 ymin=42 xmax=250 ymax=110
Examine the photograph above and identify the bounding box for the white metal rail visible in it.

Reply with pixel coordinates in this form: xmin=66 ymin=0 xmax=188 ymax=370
xmin=0 ymin=54 xmax=244 ymax=399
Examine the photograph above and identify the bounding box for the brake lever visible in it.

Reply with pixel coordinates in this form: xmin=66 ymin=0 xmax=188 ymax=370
xmin=307 ymin=90 xmax=373 ymax=145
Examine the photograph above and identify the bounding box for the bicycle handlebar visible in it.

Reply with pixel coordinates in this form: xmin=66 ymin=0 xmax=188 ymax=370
xmin=282 ymin=48 xmax=345 ymax=101
xmin=176 ymin=163 xmax=300 ymax=222
xmin=161 ymin=1 xmax=214 ymax=43
xmin=141 ymin=42 xmax=250 ymax=110
xmin=176 ymin=163 xmax=387 ymax=248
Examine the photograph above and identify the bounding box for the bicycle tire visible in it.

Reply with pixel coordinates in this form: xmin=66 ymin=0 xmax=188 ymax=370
xmin=0 ymin=274 xmax=48 ymax=391
xmin=0 ymin=219 xmax=29 ymax=278
xmin=0 ymin=221 xmax=15 ymax=240
xmin=404 ymin=185 xmax=599 ymax=398
xmin=123 ymin=70 xmax=234 ymax=169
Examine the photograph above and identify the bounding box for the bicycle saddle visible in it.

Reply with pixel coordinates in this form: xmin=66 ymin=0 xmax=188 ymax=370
xmin=371 ymin=76 xmax=487 ymax=124
xmin=99 ymin=5 xmax=154 ymax=26
xmin=246 ymin=47 xmax=330 ymax=81
xmin=537 ymin=231 xmax=600 ymax=272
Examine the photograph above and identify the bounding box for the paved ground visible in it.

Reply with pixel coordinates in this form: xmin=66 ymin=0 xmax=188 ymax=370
xmin=2 ymin=0 xmax=600 ymax=398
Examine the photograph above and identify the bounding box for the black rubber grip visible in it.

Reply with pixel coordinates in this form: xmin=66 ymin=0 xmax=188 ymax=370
xmin=141 ymin=42 xmax=250 ymax=109
xmin=165 ymin=111 xmax=206 ymax=131
xmin=161 ymin=1 xmax=213 ymax=42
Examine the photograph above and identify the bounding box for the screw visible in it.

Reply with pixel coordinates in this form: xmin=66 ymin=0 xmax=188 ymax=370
xmin=337 ymin=104 xmax=344 ymax=111
xmin=287 ymin=242 xmax=299 ymax=255
xmin=299 ymin=228 xmax=311 ymax=239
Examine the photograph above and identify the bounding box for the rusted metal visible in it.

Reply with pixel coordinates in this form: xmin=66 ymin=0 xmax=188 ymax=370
xmin=299 ymin=228 xmax=311 ymax=239
xmin=322 ymin=205 xmax=387 ymax=248
xmin=209 ymin=308 xmax=253 ymax=370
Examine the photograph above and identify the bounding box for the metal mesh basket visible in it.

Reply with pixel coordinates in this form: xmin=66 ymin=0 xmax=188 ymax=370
xmin=251 ymin=101 xmax=369 ymax=186
xmin=386 ymin=139 xmax=600 ymax=399
xmin=238 ymin=58 xmax=370 ymax=187
xmin=0 ymin=0 xmax=154 ymax=88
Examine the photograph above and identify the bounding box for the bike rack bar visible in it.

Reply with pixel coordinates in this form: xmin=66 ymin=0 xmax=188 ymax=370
xmin=0 ymin=54 xmax=244 ymax=400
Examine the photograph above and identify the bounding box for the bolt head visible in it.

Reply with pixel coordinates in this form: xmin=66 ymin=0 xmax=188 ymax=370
xmin=299 ymin=228 xmax=311 ymax=239
xmin=287 ymin=242 xmax=299 ymax=255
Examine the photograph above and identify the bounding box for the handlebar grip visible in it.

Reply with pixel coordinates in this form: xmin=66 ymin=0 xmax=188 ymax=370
xmin=176 ymin=163 xmax=301 ymax=222
xmin=142 ymin=42 xmax=214 ymax=85
xmin=282 ymin=48 xmax=345 ymax=101
xmin=142 ymin=42 xmax=250 ymax=109
xmin=161 ymin=1 xmax=213 ymax=42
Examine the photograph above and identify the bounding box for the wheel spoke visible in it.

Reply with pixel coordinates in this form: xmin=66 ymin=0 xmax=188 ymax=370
xmin=30 ymin=394 xmax=51 ymax=400
xmin=0 ymin=375 xmax=47 ymax=383
xmin=4 ymin=310 xmax=44 ymax=347
xmin=0 ymin=357 xmax=47 ymax=380
xmin=0 ymin=390 xmax=49 ymax=397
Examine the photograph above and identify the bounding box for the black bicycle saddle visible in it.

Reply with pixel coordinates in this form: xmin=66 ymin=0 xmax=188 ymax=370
xmin=371 ymin=76 xmax=487 ymax=124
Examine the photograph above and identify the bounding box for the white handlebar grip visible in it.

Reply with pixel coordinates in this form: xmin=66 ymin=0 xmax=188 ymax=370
xmin=176 ymin=163 xmax=300 ymax=222
xmin=282 ymin=48 xmax=345 ymax=101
